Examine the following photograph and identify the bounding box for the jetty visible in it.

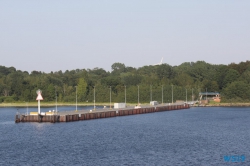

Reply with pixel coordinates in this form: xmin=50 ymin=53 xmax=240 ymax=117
xmin=15 ymin=104 xmax=190 ymax=123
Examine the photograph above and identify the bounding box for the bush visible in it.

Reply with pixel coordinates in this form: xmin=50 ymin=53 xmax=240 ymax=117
xmin=3 ymin=96 xmax=15 ymax=103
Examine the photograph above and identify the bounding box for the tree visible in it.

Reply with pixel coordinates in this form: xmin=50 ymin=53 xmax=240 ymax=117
xmin=121 ymin=74 xmax=142 ymax=86
xmin=239 ymin=69 xmax=250 ymax=84
xmin=111 ymin=62 xmax=126 ymax=75
xmin=228 ymin=61 xmax=250 ymax=74
xmin=100 ymin=76 xmax=121 ymax=93
xmin=188 ymin=61 xmax=217 ymax=82
xmin=45 ymin=84 xmax=55 ymax=101
xmin=156 ymin=64 xmax=174 ymax=80
xmin=215 ymin=65 xmax=229 ymax=90
xmin=223 ymin=69 xmax=240 ymax=87
xmin=77 ymin=78 xmax=88 ymax=102
xmin=201 ymin=79 xmax=219 ymax=92
xmin=172 ymin=73 xmax=194 ymax=88
xmin=222 ymin=81 xmax=250 ymax=102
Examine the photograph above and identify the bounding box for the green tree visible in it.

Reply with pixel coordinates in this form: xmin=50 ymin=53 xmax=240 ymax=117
xmin=223 ymin=69 xmax=240 ymax=87
xmin=202 ymin=79 xmax=219 ymax=92
xmin=77 ymin=78 xmax=88 ymax=102
xmin=172 ymin=73 xmax=194 ymax=88
xmin=111 ymin=62 xmax=126 ymax=75
xmin=156 ymin=64 xmax=174 ymax=80
xmin=239 ymin=69 xmax=250 ymax=84
xmin=222 ymin=81 xmax=250 ymax=102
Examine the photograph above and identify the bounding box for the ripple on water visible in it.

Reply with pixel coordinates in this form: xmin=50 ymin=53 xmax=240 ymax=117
xmin=0 ymin=107 xmax=250 ymax=165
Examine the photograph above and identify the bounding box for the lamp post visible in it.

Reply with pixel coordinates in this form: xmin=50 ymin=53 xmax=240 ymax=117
xmin=137 ymin=85 xmax=139 ymax=104
xmin=206 ymin=88 xmax=207 ymax=101
xmin=125 ymin=85 xmax=126 ymax=104
xmin=110 ymin=86 xmax=111 ymax=109
xmin=150 ymin=85 xmax=152 ymax=101
xmin=75 ymin=86 xmax=77 ymax=112
xmin=94 ymin=86 xmax=95 ymax=110
xmin=186 ymin=88 xmax=187 ymax=103
xmin=192 ymin=88 xmax=193 ymax=101
xmin=55 ymin=87 xmax=57 ymax=113
xmin=162 ymin=85 xmax=163 ymax=104
xmin=26 ymin=102 xmax=28 ymax=115
xmin=171 ymin=85 xmax=173 ymax=104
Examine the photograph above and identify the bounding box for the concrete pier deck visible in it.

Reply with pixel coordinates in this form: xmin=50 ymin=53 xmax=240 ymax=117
xmin=15 ymin=104 xmax=190 ymax=123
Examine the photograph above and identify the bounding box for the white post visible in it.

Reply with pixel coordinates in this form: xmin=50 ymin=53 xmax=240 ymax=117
xmin=125 ymin=85 xmax=126 ymax=104
xmin=94 ymin=86 xmax=95 ymax=110
xmin=206 ymin=88 xmax=207 ymax=101
xmin=26 ymin=102 xmax=28 ymax=115
xmin=172 ymin=85 xmax=173 ymax=104
xmin=110 ymin=86 xmax=111 ymax=109
xmin=36 ymin=89 xmax=43 ymax=115
xmin=186 ymin=88 xmax=187 ymax=103
xmin=150 ymin=85 xmax=152 ymax=101
xmin=38 ymin=100 xmax=40 ymax=114
xmin=75 ymin=86 xmax=77 ymax=111
xmin=162 ymin=85 xmax=163 ymax=104
xmin=138 ymin=85 xmax=139 ymax=104
xmin=55 ymin=88 xmax=57 ymax=112
xmin=192 ymin=88 xmax=193 ymax=101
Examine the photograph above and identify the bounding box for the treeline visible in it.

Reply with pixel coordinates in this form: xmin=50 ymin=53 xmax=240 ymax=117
xmin=0 ymin=61 xmax=250 ymax=103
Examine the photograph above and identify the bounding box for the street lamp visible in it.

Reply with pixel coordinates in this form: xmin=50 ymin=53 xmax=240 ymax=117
xmin=110 ymin=86 xmax=111 ymax=109
xmin=125 ymin=85 xmax=126 ymax=104
xmin=192 ymin=88 xmax=193 ymax=101
xmin=150 ymin=84 xmax=152 ymax=101
xmin=55 ymin=87 xmax=57 ymax=113
xmin=26 ymin=102 xmax=28 ymax=115
xmin=75 ymin=86 xmax=77 ymax=112
xmin=206 ymin=88 xmax=207 ymax=101
xmin=186 ymin=88 xmax=187 ymax=103
xmin=171 ymin=85 xmax=173 ymax=104
xmin=94 ymin=86 xmax=95 ymax=110
xmin=162 ymin=85 xmax=163 ymax=104
xmin=137 ymin=85 xmax=139 ymax=104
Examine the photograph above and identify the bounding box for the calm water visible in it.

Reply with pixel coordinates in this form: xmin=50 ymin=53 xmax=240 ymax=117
xmin=0 ymin=106 xmax=249 ymax=166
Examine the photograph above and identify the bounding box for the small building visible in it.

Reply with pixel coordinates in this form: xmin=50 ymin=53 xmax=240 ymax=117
xmin=114 ymin=103 xmax=126 ymax=109
xmin=150 ymin=101 xmax=158 ymax=106
xmin=199 ymin=92 xmax=221 ymax=103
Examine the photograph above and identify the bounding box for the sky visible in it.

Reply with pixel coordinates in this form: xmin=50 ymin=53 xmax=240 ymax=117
xmin=0 ymin=1 xmax=249 ymax=73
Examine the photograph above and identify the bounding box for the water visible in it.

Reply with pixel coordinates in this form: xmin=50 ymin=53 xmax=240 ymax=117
xmin=0 ymin=106 xmax=249 ymax=166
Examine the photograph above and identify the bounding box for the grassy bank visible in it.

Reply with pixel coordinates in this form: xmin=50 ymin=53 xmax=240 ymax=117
xmin=193 ymin=101 xmax=250 ymax=107
xmin=207 ymin=103 xmax=250 ymax=107
xmin=1 ymin=102 xmax=250 ymax=107
xmin=0 ymin=102 xmax=146 ymax=107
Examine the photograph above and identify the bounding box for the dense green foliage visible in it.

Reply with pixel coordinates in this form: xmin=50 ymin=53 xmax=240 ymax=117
xmin=1 ymin=61 xmax=250 ymax=103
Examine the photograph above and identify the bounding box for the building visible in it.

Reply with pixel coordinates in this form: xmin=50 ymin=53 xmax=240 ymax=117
xmin=199 ymin=92 xmax=221 ymax=103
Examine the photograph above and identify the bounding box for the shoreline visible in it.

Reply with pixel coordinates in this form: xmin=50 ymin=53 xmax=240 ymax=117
xmin=0 ymin=102 xmax=146 ymax=108
xmin=192 ymin=103 xmax=250 ymax=107
xmin=1 ymin=102 xmax=250 ymax=107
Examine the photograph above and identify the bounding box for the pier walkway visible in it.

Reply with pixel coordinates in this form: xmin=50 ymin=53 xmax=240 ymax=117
xmin=15 ymin=103 xmax=190 ymax=123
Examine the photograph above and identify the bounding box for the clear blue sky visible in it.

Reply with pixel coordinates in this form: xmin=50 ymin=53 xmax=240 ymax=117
xmin=0 ymin=1 xmax=249 ymax=73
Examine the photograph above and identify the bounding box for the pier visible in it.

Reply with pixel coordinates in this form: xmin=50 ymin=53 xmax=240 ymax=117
xmin=15 ymin=104 xmax=190 ymax=123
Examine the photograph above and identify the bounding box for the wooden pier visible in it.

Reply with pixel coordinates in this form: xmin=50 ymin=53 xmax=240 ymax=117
xmin=15 ymin=104 xmax=190 ymax=123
